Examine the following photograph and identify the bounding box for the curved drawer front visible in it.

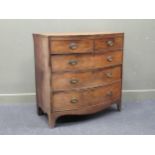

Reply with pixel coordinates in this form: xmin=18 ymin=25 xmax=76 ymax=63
xmin=51 ymin=51 xmax=123 ymax=72
xmin=50 ymin=39 xmax=93 ymax=54
xmin=95 ymin=36 xmax=123 ymax=52
xmin=52 ymin=66 xmax=121 ymax=91
xmin=53 ymin=82 xmax=121 ymax=111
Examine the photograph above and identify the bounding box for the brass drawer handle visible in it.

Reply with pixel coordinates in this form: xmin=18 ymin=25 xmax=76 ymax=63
xmin=70 ymin=98 xmax=78 ymax=104
xmin=69 ymin=42 xmax=78 ymax=50
xmin=68 ymin=60 xmax=78 ymax=65
xmin=70 ymin=79 xmax=79 ymax=84
xmin=106 ymin=40 xmax=114 ymax=47
xmin=106 ymin=91 xmax=113 ymax=97
xmin=105 ymin=72 xmax=112 ymax=78
xmin=107 ymin=56 xmax=113 ymax=62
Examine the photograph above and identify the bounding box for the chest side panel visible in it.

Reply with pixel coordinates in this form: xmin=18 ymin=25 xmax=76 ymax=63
xmin=33 ymin=35 xmax=51 ymax=113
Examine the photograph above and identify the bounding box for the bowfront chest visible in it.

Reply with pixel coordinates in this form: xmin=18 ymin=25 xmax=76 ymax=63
xmin=33 ymin=32 xmax=124 ymax=127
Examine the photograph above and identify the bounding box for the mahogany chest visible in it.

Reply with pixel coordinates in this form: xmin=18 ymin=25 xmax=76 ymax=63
xmin=33 ymin=32 xmax=124 ymax=127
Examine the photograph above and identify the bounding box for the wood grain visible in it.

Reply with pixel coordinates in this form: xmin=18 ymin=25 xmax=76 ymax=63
xmin=95 ymin=36 xmax=123 ymax=52
xmin=53 ymin=82 xmax=121 ymax=111
xmin=50 ymin=39 xmax=93 ymax=54
xmin=33 ymin=35 xmax=51 ymax=114
xmin=51 ymin=51 xmax=123 ymax=72
xmin=35 ymin=32 xmax=123 ymax=38
xmin=52 ymin=66 xmax=121 ymax=91
xmin=54 ymin=99 xmax=120 ymax=115
xmin=33 ymin=32 xmax=124 ymax=127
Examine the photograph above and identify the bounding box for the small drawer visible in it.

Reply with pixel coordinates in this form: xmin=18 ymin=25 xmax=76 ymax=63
xmin=53 ymin=82 xmax=121 ymax=111
xmin=93 ymin=51 xmax=123 ymax=69
xmin=51 ymin=51 xmax=123 ymax=72
xmin=95 ymin=36 xmax=123 ymax=52
xmin=52 ymin=66 xmax=121 ymax=91
xmin=50 ymin=39 xmax=93 ymax=54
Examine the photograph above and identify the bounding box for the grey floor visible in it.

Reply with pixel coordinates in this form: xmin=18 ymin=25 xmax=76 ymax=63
xmin=0 ymin=100 xmax=155 ymax=135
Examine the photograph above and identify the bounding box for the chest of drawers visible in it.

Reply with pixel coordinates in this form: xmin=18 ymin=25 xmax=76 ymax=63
xmin=33 ymin=32 xmax=124 ymax=127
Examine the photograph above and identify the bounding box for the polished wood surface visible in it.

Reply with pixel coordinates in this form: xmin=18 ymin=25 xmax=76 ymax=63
xmin=53 ymin=82 xmax=121 ymax=111
xmin=50 ymin=39 xmax=93 ymax=54
xmin=52 ymin=66 xmax=121 ymax=91
xmin=54 ymin=99 xmax=121 ymax=119
xmin=34 ymin=32 xmax=123 ymax=37
xmin=95 ymin=36 xmax=123 ymax=52
xmin=51 ymin=51 xmax=122 ymax=72
xmin=33 ymin=32 xmax=124 ymax=127
xmin=33 ymin=35 xmax=51 ymax=114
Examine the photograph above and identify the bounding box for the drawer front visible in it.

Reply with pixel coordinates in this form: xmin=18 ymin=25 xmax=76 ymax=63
xmin=53 ymin=82 xmax=121 ymax=111
xmin=51 ymin=51 xmax=122 ymax=72
xmin=50 ymin=39 xmax=93 ymax=54
xmin=52 ymin=66 xmax=121 ymax=91
xmin=95 ymin=36 xmax=123 ymax=52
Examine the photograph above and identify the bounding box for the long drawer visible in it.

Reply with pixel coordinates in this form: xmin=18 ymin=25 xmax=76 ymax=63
xmin=53 ymin=82 xmax=121 ymax=111
xmin=51 ymin=51 xmax=123 ymax=72
xmin=52 ymin=66 xmax=121 ymax=91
